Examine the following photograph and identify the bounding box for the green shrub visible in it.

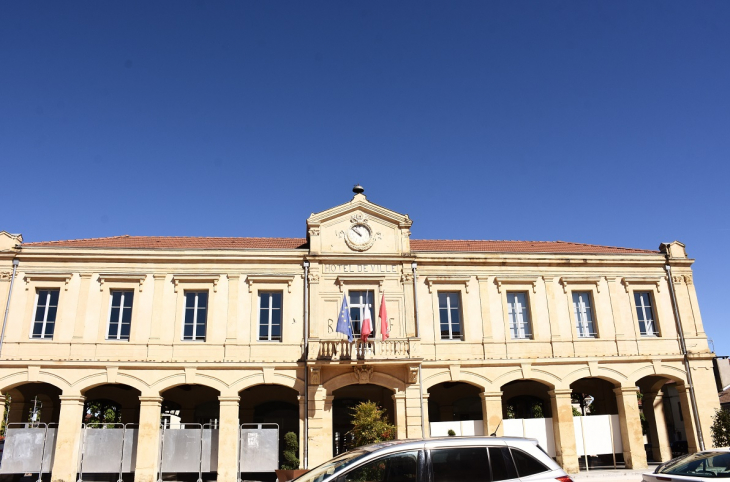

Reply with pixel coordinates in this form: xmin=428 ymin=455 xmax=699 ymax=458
xmin=711 ymin=408 xmax=730 ymax=448
xmin=447 ymin=429 xmax=456 ymax=437
xmin=280 ymin=432 xmax=300 ymax=470
xmin=349 ymin=401 xmax=396 ymax=447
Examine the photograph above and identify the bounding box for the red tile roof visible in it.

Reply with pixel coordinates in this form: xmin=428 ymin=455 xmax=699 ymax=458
xmin=410 ymin=239 xmax=658 ymax=254
xmin=24 ymin=235 xmax=658 ymax=254
xmin=24 ymin=235 xmax=308 ymax=250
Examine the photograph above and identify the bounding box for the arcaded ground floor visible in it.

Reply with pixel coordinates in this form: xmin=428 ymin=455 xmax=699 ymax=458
xmin=0 ymin=356 xmax=719 ymax=482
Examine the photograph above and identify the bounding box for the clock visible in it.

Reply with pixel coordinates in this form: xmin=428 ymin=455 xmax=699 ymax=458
xmin=345 ymin=223 xmax=375 ymax=251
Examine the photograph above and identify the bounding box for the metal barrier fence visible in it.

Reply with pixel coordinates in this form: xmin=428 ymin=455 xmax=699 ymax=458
xmin=0 ymin=422 xmax=58 ymax=481
xmin=157 ymin=423 xmax=218 ymax=482
xmin=238 ymin=423 xmax=278 ymax=474
xmin=77 ymin=423 xmax=138 ymax=482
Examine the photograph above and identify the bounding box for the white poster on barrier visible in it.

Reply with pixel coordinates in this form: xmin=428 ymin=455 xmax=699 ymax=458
xmin=503 ymin=418 xmax=555 ymax=457
xmin=574 ymin=414 xmax=623 ymax=456
xmin=429 ymin=420 xmax=484 ymax=437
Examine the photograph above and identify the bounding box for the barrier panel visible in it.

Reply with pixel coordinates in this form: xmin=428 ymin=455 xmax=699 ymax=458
xmin=77 ymin=423 xmax=138 ymax=481
xmin=239 ymin=423 xmax=278 ymax=473
xmin=503 ymin=418 xmax=555 ymax=457
xmin=429 ymin=421 xmax=483 ymax=437
xmin=573 ymin=414 xmax=622 ymax=469
xmin=0 ymin=423 xmax=57 ymax=478
xmin=158 ymin=423 xmax=218 ymax=482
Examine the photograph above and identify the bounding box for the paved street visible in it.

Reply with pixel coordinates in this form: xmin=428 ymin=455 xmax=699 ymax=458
xmin=571 ymin=468 xmax=652 ymax=482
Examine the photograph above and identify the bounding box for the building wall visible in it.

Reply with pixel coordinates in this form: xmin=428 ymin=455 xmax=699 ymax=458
xmin=0 ymin=195 xmax=720 ymax=481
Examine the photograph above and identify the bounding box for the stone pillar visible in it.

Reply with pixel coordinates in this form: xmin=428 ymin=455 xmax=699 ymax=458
xmin=0 ymin=395 xmax=6 ymax=429
xmin=677 ymin=385 xmax=699 ymax=453
xmin=421 ymin=393 xmax=431 ymax=438
xmin=614 ymin=386 xmax=648 ymax=469
xmin=404 ymin=384 xmax=424 ymax=439
xmin=549 ymin=389 xmax=578 ymax=474
xmin=51 ymin=395 xmax=85 ymax=482
xmin=307 ymin=387 xmax=332 ymax=467
xmin=393 ymin=392 xmax=407 ymax=439
xmin=134 ymin=396 xmax=162 ymax=482
xmin=218 ymin=396 xmax=240 ymax=482
xmin=480 ymin=392 xmax=503 ymax=437
xmin=644 ymin=390 xmax=672 ymax=462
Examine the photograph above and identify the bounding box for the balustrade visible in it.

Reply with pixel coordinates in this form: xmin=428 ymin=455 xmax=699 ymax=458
xmin=315 ymin=338 xmax=416 ymax=360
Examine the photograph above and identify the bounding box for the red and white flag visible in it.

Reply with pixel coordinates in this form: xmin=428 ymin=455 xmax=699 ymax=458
xmin=380 ymin=292 xmax=389 ymax=340
xmin=361 ymin=303 xmax=373 ymax=341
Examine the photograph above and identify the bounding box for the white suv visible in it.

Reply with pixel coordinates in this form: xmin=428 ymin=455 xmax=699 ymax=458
xmin=296 ymin=437 xmax=573 ymax=482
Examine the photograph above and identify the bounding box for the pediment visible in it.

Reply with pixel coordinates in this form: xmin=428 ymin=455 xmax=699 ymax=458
xmin=307 ymin=193 xmax=412 ymax=256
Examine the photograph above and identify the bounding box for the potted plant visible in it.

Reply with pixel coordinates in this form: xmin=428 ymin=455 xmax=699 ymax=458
xmin=275 ymin=432 xmax=308 ymax=482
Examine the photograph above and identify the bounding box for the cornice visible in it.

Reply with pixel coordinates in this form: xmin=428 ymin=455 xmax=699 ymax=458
xmin=98 ymin=273 xmax=147 ymax=292
xmin=172 ymin=274 xmax=221 ymax=292
xmin=23 ymin=271 xmax=74 ymax=290
xmin=425 ymin=275 xmax=471 ymax=293
xmin=245 ymin=274 xmax=297 ymax=293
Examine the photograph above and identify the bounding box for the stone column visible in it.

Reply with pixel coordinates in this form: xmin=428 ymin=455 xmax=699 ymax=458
xmin=676 ymin=385 xmax=699 ymax=453
xmin=217 ymin=396 xmax=240 ymax=482
xmin=480 ymin=391 xmax=503 ymax=437
xmin=644 ymin=390 xmax=672 ymax=462
xmin=421 ymin=393 xmax=431 ymax=438
xmin=134 ymin=396 xmax=162 ymax=482
xmin=614 ymin=386 xmax=648 ymax=469
xmin=51 ymin=395 xmax=85 ymax=482
xmin=393 ymin=392 xmax=407 ymax=440
xmin=548 ymin=389 xmax=578 ymax=474
xmin=404 ymin=383 xmax=425 ymax=439
xmin=307 ymin=387 xmax=332 ymax=467
xmin=0 ymin=395 xmax=6 ymax=430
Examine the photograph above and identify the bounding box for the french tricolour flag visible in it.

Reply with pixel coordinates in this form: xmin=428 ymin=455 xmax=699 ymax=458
xmin=361 ymin=303 xmax=373 ymax=340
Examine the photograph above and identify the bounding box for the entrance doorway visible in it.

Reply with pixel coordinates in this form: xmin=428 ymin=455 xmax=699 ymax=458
xmin=332 ymin=384 xmax=394 ymax=455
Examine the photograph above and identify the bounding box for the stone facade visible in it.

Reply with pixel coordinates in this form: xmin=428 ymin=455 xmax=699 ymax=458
xmin=0 ymin=191 xmax=719 ymax=481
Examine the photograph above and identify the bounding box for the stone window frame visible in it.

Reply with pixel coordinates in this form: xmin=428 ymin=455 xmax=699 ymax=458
xmin=97 ymin=275 xmax=146 ymax=343
xmin=425 ymin=277 xmax=470 ymax=342
xmin=246 ymin=275 xmax=295 ymax=344
xmin=622 ymin=277 xmax=665 ymax=338
xmin=436 ymin=291 xmax=464 ymax=341
xmin=172 ymin=275 xmax=221 ymax=343
xmin=559 ymin=277 xmax=602 ymax=340
xmin=494 ymin=277 xmax=538 ymax=342
xmin=22 ymin=272 xmax=73 ymax=341
xmin=256 ymin=289 xmax=285 ymax=343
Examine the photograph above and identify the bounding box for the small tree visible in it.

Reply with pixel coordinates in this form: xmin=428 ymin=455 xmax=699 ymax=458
xmin=280 ymin=432 xmax=300 ymax=470
xmin=349 ymin=401 xmax=396 ymax=447
xmin=711 ymin=408 xmax=730 ymax=448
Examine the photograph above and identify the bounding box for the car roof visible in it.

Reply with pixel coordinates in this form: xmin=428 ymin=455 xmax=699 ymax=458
xmin=359 ymin=436 xmax=539 ymax=454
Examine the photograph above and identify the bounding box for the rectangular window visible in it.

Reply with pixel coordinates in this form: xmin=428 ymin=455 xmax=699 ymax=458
xmin=32 ymin=289 xmax=59 ymax=339
xmin=183 ymin=291 xmax=208 ymax=341
xmin=507 ymin=292 xmax=532 ymax=339
xmin=438 ymin=292 xmax=462 ymax=340
xmin=259 ymin=292 xmax=282 ymax=341
xmin=635 ymin=291 xmax=658 ymax=336
xmin=573 ymin=291 xmax=596 ymax=338
xmin=432 ymin=447 xmax=485 ymax=482
xmin=107 ymin=290 xmax=134 ymax=340
xmin=349 ymin=290 xmax=375 ymax=338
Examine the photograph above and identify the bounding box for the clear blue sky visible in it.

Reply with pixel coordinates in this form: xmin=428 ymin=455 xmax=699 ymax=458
xmin=2 ymin=2 xmax=729 ymax=354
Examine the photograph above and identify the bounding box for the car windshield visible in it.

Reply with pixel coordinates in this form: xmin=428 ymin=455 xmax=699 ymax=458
xmin=294 ymin=450 xmax=370 ymax=482
xmin=658 ymin=451 xmax=730 ymax=478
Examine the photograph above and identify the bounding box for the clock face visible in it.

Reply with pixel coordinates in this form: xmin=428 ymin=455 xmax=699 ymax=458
xmin=348 ymin=224 xmax=371 ymax=245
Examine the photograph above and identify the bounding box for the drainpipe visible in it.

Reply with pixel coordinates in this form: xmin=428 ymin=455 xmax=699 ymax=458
xmin=302 ymin=259 xmax=310 ymax=469
xmin=663 ymin=256 xmax=705 ymax=451
xmin=0 ymin=258 xmax=19 ymax=359
xmin=411 ymin=261 xmax=426 ymax=439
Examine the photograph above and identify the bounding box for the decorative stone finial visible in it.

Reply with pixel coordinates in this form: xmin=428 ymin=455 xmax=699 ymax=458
xmin=353 ymin=184 xmax=364 ymax=195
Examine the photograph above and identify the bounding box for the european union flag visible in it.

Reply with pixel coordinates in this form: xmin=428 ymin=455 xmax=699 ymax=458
xmin=336 ymin=294 xmax=353 ymax=342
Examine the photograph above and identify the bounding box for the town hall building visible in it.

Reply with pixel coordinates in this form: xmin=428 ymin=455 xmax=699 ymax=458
xmin=0 ymin=187 xmax=719 ymax=482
